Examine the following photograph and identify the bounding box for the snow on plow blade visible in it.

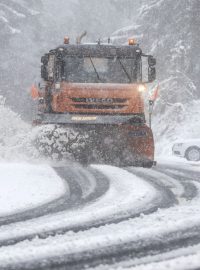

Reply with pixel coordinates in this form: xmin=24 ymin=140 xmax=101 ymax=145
xmin=34 ymin=113 xmax=155 ymax=168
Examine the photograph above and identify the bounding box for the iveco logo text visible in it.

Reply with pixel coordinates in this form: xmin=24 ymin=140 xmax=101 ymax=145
xmin=86 ymin=98 xmax=114 ymax=103
xmin=128 ymin=130 xmax=147 ymax=137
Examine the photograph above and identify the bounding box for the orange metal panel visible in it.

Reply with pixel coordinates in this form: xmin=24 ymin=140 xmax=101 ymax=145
xmin=51 ymin=83 xmax=144 ymax=114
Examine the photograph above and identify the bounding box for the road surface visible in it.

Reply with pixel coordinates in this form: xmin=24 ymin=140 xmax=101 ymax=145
xmin=0 ymin=160 xmax=200 ymax=270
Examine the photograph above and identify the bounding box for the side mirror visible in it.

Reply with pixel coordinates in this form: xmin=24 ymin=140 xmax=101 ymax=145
xmin=148 ymin=67 xmax=156 ymax=82
xmin=148 ymin=56 xmax=156 ymax=67
xmin=41 ymin=54 xmax=48 ymax=65
xmin=41 ymin=65 xmax=48 ymax=81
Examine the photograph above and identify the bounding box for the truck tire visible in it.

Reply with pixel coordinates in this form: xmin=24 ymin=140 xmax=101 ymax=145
xmin=185 ymin=147 xmax=200 ymax=162
xmin=143 ymin=161 xmax=154 ymax=168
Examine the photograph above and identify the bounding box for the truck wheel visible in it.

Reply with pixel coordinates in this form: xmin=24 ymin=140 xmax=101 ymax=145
xmin=185 ymin=147 xmax=200 ymax=162
xmin=143 ymin=161 xmax=154 ymax=168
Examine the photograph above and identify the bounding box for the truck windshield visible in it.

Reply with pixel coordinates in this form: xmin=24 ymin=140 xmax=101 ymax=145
xmin=62 ymin=56 xmax=140 ymax=83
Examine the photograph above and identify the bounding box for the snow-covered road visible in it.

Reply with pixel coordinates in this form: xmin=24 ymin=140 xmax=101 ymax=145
xmin=0 ymin=160 xmax=200 ymax=270
xmin=0 ymin=163 xmax=68 ymax=216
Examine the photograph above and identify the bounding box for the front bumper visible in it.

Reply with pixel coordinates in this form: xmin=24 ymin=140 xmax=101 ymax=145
xmin=33 ymin=113 xmax=145 ymax=125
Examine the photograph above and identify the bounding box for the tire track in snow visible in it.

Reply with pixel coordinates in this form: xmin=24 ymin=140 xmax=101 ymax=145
xmin=126 ymin=167 xmax=177 ymax=208
xmin=129 ymin=166 xmax=197 ymax=203
xmin=0 ymin=165 xmax=93 ymax=226
xmin=0 ymin=166 xmax=109 ymax=247
xmin=0 ymin=163 xmax=198 ymax=270
xmin=73 ymin=165 xmax=200 ymax=270
xmin=0 ymin=165 xmax=172 ymax=270
xmin=0 ymin=162 xmax=111 ymax=228
xmin=0 ymin=165 xmax=160 ymax=248
xmin=155 ymin=165 xmax=199 ymax=201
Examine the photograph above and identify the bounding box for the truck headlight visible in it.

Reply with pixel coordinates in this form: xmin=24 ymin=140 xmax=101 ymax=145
xmin=55 ymin=83 xmax=61 ymax=90
xmin=138 ymin=84 xmax=146 ymax=92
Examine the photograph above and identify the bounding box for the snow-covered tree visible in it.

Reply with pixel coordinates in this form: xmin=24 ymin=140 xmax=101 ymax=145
xmin=111 ymin=0 xmax=200 ymax=152
xmin=112 ymin=0 xmax=200 ymax=105
xmin=0 ymin=0 xmax=60 ymax=118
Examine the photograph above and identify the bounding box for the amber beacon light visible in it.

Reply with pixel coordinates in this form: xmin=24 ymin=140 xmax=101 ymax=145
xmin=64 ymin=36 xmax=70 ymax=44
xmin=128 ymin=38 xmax=137 ymax=45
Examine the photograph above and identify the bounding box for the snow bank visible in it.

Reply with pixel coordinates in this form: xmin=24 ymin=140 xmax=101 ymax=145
xmin=0 ymin=163 xmax=68 ymax=216
xmin=0 ymin=96 xmax=39 ymax=161
xmin=0 ymin=96 xmax=91 ymax=163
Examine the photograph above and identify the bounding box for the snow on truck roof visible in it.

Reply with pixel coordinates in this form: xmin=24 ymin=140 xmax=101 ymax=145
xmin=51 ymin=43 xmax=142 ymax=58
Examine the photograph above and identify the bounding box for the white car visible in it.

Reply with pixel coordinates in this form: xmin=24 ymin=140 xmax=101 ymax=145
xmin=172 ymin=139 xmax=200 ymax=161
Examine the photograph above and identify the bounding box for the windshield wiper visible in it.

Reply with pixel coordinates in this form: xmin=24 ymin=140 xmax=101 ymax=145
xmin=118 ymin=58 xmax=132 ymax=83
xmin=89 ymin=56 xmax=102 ymax=82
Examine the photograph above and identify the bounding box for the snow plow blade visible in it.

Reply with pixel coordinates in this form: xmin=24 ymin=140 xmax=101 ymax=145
xmin=34 ymin=114 xmax=155 ymax=168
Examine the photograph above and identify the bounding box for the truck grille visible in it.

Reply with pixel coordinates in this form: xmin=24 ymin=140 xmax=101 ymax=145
xmin=71 ymin=98 xmax=127 ymax=104
xmin=74 ymin=104 xmax=126 ymax=110
xmin=70 ymin=97 xmax=128 ymax=110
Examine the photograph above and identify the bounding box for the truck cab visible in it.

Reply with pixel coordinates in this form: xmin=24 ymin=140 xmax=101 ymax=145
xmin=33 ymin=38 xmax=156 ymax=167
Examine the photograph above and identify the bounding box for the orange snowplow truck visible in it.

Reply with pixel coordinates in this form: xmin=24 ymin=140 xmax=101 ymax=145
xmin=32 ymin=37 xmax=156 ymax=167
